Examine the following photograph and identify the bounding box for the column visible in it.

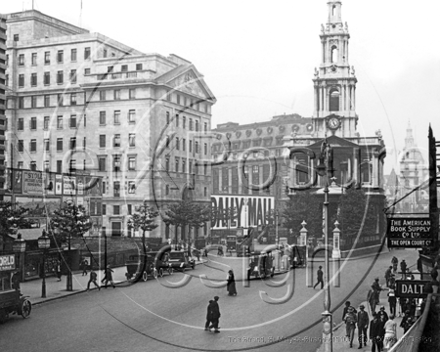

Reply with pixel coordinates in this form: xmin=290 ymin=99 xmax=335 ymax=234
xmin=372 ymin=152 xmax=378 ymax=187
xmin=353 ymin=148 xmax=359 ymax=185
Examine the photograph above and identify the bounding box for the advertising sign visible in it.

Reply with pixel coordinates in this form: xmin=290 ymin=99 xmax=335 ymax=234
xmin=211 ymin=195 xmax=275 ymax=229
xmin=63 ymin=175 xmax=76 ymax=195
xmin=387 ymin=217 xmax=433 ymax=248
xmin=55 ymin=174 xmax=62 ymax=195
xmin=23 ymin=170 xmax=45 ymax=195
xmin=395 ymin=280 xmax=430 ymax=298
xmin=0 ymin=255 xmax=15 ymax=271
xmin=45 ymin=172 xmax=55 ymax=195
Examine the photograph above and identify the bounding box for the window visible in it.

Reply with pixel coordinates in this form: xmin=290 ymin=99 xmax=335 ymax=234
xmin=44 ymin=116 xmax=49 ymax=130
xmin=31 ymin=73 xmax=37 ymax=86
xmin=44 ymin=72 xmax=50 ymax=85
xmin=128 ymin=110 xmax=135 ymax=123
xmin=99 ymin=135 xmax=106 ymax=148
xmin=166 ymin=111 xmax=170 ymax=124
xmin=57 ymin=50 xmax=63 ymax=63
xmin=166 ymin=136 xmax=170 ymax=148
xmin=128 ymin=156 xmax=136 ymax=170
xmin=175 ymin=158 xmax=179 ymax=172
xmin=44 ymin=95 xmax=50 ymax=107
xmin=113 ymin=155 xmax=121 ymax=172
xmin=31 ymin=96 xmax=37 ymax=108
xmin=57 ymin=116 xmax=63 ymax=129
xmin=136 ymin=63 xmax=143 ymax=71
xmin=204 ymin=143 xmax=207 ymax=155
xmin=44 ymin=51 xmax=50 ymax=64
xmin=71 ymin=48 xmax=77 ymax=62
xmin=30 ymin=161 xmax=37 ymax=171
xmin=30 ymin=139 xmax=37 ymax=152
xmin=195 ymin=120 xmax=199 ymax=131
xmin=44 ymin=161 xmax=50 ymax=172
xmin=69 ymin=160 xmax=76 ymax=172
xmin=329 ymin=88 xmax=340 ymax=111
xmin=13 ymin=34 xmax=19 ymax=42
xmin=176 ymin=137 xmax=180 ymax=150
xmin=331 ymin=46 xmax=338 ymax=64
xmin=70 ymin=70 xmax=77 ymax=84
xmin=44 ymin=139 xmax=50 ymax=151
xmin=70 ymin=115 xmax=77 ymax=128
xmin=204 ymin=187 xmax=207 ymax=197
xmin=114 ymin=110 xmax=120 ymax=124
xmin=83 ymin=137 xmax=86 ymax=150
xmin=129 ymin=89 xmax=136 ymax=99
xmin=102 ymin=204 xmax=107 ymax=215
xmin=30 ymin=117 xmax=37 ymax=130
xmin=99 ymin=90 xmax=106 ymax=101
xmin=84 ymin=47 xmax=91 ymax=59
xmin=121 ymin=65 xmax=128 ymax=72
xmin=17 ymin=161 xmax=23 ymax=169
xmin=57 ymin=70 xmax=63 ymax=84
xmin=84 ymin=68 xmax=90 ymax=75
xmin=99 ymin=111 xmax=106 ymax=125
xmin=31 ymin=53 xmax=37 ymax=65
xmin=18 ymin=54 xmax=24 ymax=66
xmin=189 ymin=140 xmax=192 ymax=152
xmin=204 ymin=122 xmax=208 ymax=132
xmin=189 ymin=118 xmax=193 ymax=131
xmin=98 ymin=157 xmax=106 ymax=171
xmin=84 ymin=114 xmax=86 ymax=127
xmin=128 ymin=183 xmax=136 ymax=195
xmin=56 ymin=160 xmax=62 ymax=173
xmin=114 ymin=90 xmax=120 ymax=100
xmin=18 ymin=74 xmax=24 ymax=87
xmin=18 ymin=140 xmax=24 ymax=152
xmin=70 ymin=93 xmax=77 ymax=106
xmin=113 ymin=205 xmax=120 ymax=215
xmin=189 ymin=160 xmax=192 ymax=174
xmin=57 ymin=138 xmax=63 ymax=151
xmin=166 ymin=184 xmax=169 ymax=195
xmin=129 ymin=134 xmax=135 ymax=147
xmin=103 ymin=49 xmax=108 ymax=58
xmin=182 ymin=159 xmax=186 ymax=173
xmin=58 ymin=94 xmax=64 ymax=106
xmin=177 ymin=95 xmax=181 ymax=105
xmin=182 ymin=138 xmax=186 ymax=151
xmin=113 ymin=181 xmax=120 ymax=196
xmin=195 ymin=141 xmax=199 ymax=153
xmin=18 ymin=97 xmax=24 ymax=109
xmin=165 ymin=157 xmax=170 ymax=171
xmin=183 ymin=116 xmax=186 ymax=129
xmin=175 ymin=114 xmax=179 ymax=127
xmin=114 ymin=135 xmax=121 ymax=147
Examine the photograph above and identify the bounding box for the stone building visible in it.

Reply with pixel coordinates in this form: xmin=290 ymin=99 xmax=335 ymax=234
xmin=211 ymin=1 xmax=387 ymax=254
xmin=0 ymin=15 xmax=6 ymax=196
xmin=4 ymin=10 xmax=215 ymax=239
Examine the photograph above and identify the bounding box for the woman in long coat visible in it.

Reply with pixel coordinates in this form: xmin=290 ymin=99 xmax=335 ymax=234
xmin=227 ymin=270 xmax=237 ymax=296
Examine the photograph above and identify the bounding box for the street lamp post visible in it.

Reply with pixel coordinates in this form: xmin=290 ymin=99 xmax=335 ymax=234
xmin=38 ymin=230 xmax=51 ymax=298
xmin=13 ymin=233 xmax=26 ymax=283
xmin=66 ymin=229 xmax=73 ymax=292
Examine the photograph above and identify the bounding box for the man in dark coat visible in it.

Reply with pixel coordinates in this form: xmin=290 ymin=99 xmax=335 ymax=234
xmin=357 ymin=304 xmax=369 ymax=349
xmin=342 ymin=301 xmax=357 ymax=338
xmin=369 ymin=313 xmax=384 ymax=352
xmin=313 ymin=266 xmax=324 ymax=289
xmin=209 ymin=296 xmax=221 ymax=333
xmin=205 ymin=300 xmax=214 ymax=331
xmin=377 ymin=306 xmax=389 ymax=322
xmin=400 ymin=260 xmax=407 ymax=279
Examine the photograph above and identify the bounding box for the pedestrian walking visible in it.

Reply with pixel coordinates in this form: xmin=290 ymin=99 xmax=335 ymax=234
xmin=87 ymin=270 xmax=100 ymax=291
xmin=205 ymin=300 xmax=214 ymax=331
xmin=400 ymin=259 xmax=407 ymax=279
xmin=383 ymin=314 xmax=397 ymax=351
xmin=387 ymin=284 xmax=397 ymax=317
xmin=209 ymin=296 xmax=221 ymax=333
xmin=384 ymin=266 xmax=393 ymax=287
xmin=81 ymin=259 xmax=89 ymax=276
xmin=377 ymin=306 xmax=389 ymax=322
xmin=227 ymin=270 xmax=237 ymax=296
xmin=357 ymin=304 xmax=369 ymax=349
xmin=342 ymin=301 xmax=357 ymax=338
xmin=344 ymin=306 xmax=357 ymax=348
xmin=378 ymin=314 xmax=386 ymax=351
xmin=313 ymin=266 xmax=324 ymax=289
xmin=400 ymin=310 xmax=414 ymax=334
xmin=368 ymin=278 xmax=383 ymax=313
xmin=101 ymin=265 xmax=115 ymax=288
xmin=369 ymin=313 xmax=384 ymax=352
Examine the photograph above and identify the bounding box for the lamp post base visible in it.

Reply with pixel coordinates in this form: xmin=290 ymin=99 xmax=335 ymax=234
xmin=66 ymin=273 xmax=73 ymax=291
xmin=321 ymin=310 xmax=333 ymax=352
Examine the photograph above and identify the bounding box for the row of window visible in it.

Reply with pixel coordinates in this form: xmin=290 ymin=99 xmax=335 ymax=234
xmin=165 ymin=184 xmax=208 ymax=197
xmin=166 ymin=92 xmax=210 ymax=114
xmin=16 ymin=48 xmax=91 ymax=67
xmin=165 ymin=157 xmax=208 ymax=175
xmin=166 ymin=112 xmax=207 ymax=131
xmin=171 ymin=137 xmax=207 ymax=155
xmin=15 ymin=69 xmax=79 ymax=88
xmin=17 ymin=93 xmax=79 ymax=109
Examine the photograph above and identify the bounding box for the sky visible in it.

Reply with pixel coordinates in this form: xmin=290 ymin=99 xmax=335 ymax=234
xmin=3 ymin=0 xmax=440 ymax=174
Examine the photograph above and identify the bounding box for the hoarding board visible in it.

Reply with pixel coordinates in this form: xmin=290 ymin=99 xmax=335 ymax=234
xmin=23 ymin=170 xmax=45 ymax=195
xmin=0 ymin=255 xmax=15 ymax=271
xmin=211 ymin=195 xmax=275 ymax=229
xmin=387 ymin=217 xmax=433 ymax=248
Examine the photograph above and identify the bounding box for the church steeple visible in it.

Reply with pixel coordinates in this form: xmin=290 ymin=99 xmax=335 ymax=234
xmin=312 ymin=1 xmax=358 ymax=138
xmin=405 ymin=120 xmax=415 ymax=148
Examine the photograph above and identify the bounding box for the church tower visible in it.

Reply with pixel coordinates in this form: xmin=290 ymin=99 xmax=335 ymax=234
xmin=312 ymin=1 xmax=358 ymax=138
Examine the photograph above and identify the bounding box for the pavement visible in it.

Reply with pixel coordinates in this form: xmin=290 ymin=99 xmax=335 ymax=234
xmin=315 ymin=293 xmax=406 ymax=352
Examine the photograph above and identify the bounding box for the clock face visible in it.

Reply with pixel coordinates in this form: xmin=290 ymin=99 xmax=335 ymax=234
xmin=328 ymin=117 xmax=340 ymax=129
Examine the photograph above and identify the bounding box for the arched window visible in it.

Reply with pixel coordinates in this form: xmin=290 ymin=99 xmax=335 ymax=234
xmin=332 ymin=5 xmax=336 ymax=16
xmin=331 ymin=46 xmax=338 ymax=63
xmin=329 ymin=88 xmax=340 ymax=111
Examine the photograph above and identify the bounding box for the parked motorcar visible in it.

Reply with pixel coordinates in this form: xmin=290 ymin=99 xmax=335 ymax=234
xmin=168 ymin=251 xmax=195 ymax=270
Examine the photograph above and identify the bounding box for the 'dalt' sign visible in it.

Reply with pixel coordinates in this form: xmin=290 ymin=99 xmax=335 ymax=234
xmin=387 ymin=217 xmax=433 ymax=248
xmin=395 ymin=280 xmax=430 ymax=298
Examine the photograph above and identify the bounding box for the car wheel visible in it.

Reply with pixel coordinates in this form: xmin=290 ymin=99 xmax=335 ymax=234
xmin=142 ymin=271 xmax=148 ymax=282
xmin=168 ymin=267 xmax=173 ymax=275
xmin=20 ymin=299 xmax=32 ymax=318
xmin=159 ymin=268 xmax=164 ymax=277
xmin=153 ymin=269 xmax=158 ymax=279
xmin=0 ymin=309 xmax=8 ymax=324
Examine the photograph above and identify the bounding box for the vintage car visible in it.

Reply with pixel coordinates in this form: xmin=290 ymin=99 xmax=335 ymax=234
xmin=247 ymin=251 xmax=275 ymax=280
xmin=125 ymin=249 xmax=172 ymax=282
xmin=168 ymin=251 xmax=195 ymax=271
xmin=0 ymin=254 xmax=32 ymax=323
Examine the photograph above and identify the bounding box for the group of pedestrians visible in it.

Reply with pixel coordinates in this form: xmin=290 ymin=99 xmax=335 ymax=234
xmin=342 ymin=300 xmax=398 ymax=351
xmin=86 ymin=265 xmax=115 ymax=291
